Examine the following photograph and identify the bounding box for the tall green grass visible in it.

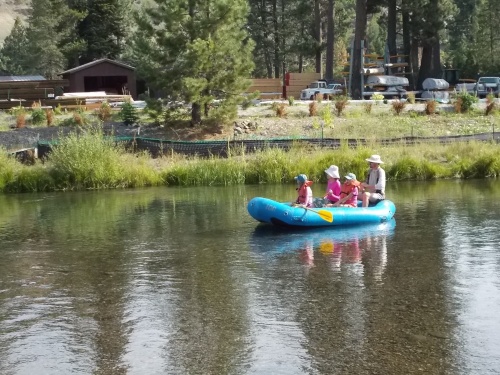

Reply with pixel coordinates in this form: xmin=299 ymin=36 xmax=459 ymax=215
xmin=49 ymin=127 xmax=164 ymax=189
xmin=1 ymin=135 xmax=499 ymax=193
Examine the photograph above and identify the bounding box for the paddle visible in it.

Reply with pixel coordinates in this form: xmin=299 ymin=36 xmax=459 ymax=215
xmin=293 ymin=205 xmax=334 ymax=223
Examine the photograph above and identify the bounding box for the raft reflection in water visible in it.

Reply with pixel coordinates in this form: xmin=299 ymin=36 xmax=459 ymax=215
xmin=250 ymin=219 xmax=395 ymax=277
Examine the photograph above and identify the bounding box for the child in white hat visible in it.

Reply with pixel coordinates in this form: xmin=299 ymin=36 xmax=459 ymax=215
xmin=323 ymin=165 xmax=341 ymax=206
xmin=334 ymin=173 xmax=360 ymax=208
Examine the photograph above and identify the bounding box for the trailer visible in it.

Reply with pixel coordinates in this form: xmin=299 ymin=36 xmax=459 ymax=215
xmin=363 ymin=75 xmax=409 ymax=99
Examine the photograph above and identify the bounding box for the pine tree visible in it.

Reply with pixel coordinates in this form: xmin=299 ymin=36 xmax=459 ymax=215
xmin=79 ymin=0 xmax=131 ymax=63
xmin=120 ymin=101 xmax=140 ymax=125
xmin=0 ymin=17 xmax=30 ymax=75
xmin=474 ymin=0 xmax=500 ymax=74
xmin=24 ymin=0 xmax=83 ymax=78
xmin=132 ymin=0 xmax=255 ymax=125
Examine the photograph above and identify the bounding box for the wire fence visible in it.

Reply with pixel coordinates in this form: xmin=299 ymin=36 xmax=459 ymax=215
xmin=34 ymin=132 xmax=500 ymax=159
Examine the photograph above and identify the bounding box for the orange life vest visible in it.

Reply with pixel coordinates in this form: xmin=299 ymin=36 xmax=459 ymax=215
xmin=340 ymin=180 xmax=360 ymax=198
xmin=296 ymin=180 xmax=313 ymax=205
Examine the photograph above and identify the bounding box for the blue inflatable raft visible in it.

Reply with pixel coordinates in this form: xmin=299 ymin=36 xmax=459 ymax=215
xmin=247 ymin=197 xmax=396 ymax=228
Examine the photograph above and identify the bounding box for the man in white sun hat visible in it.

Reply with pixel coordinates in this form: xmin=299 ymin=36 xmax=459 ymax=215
xmin=360 ymin=154 xmax=386 ymax=207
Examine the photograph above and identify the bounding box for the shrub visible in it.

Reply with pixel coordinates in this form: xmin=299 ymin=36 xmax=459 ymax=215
xmin=371 ymin=93 xmax=384 ymax=101
xmin=144 ymin=98 xmax=165 ymax=125
xmin=275 ymin=103 xmax=287 ymax=118
xmin=74 ymin=99 xmax=86 ymax=114
xmin=120 ymin=101 xmax=140 ymax=126
xmin=485 ymin=94 xmax=497 ymax=116
xmin=73 ymin=112 xmax=84 ymax=126
xmin=288 ymin=96 xmax=295 ymax=106
xmin=241 ymin=97 xmax=254 ymax=110
xmin=322 ymin=106 xmax=333 ymax=127
xmin=334 ymin=96 xmax=348 ymax=116
xmin=315 ymin=93 xmax=322 ymax=103
xmin=16 ymin=112 xmax=26 ymax=128
xmin=48 ymin=126 xmax=125 ymax=189
xmin=54 ymin=104 xmax=63 ymax=115
xmin=97 ymin=102 xmax=112 ymax=122
xmin=10 ymin=106 xmax=25 ymax=116
xmin=392 ymin=100 xmax=406 ymax=115
xmin=425 ymin=100 xmax=437 ymax=115
xmin=363 ymin=102 xmax=373 ymax=114
xmin=309 ymin=101 xmax=317 ymax=116
xmin=455 ymin=91 xmax=477 ymax=113
xmin=454 ymin=97 xmax=463 ymax=113
xmin=31 ymin=108 xmax=46 ymax=125
xmin=45 ymin=109 xmax=55 ymax=126
xmin=407 ymin=92 xmax=416 ymax=104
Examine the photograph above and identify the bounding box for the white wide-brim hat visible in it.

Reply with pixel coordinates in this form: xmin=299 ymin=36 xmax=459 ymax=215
xmin=366 ymin=154 xmax=384 ymax=164
xmin=324 ymin=165 xmax=340 ymax=179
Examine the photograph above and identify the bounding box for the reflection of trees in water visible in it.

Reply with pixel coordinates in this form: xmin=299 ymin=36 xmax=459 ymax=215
xmin=293 ymin=231 xmax=389 ymax=373
xmin=362 ymin=193 xmax=455 ymax=372
xmin=2 ymin=181 xmax=495 ymax=373
xmin=0 ymin=192 xmax=136 ymax=373
xmin=118 ymin=191 xmax=252 ymax=373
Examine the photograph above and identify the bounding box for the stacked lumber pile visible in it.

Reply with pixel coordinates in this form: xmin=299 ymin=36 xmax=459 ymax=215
xmin=0 ymin=79 xmax=69 ymax=110
xmin=285 ymin=72 xmax=321 ymax=99
xmin=246 ymin=78 xmax=283 ymax=99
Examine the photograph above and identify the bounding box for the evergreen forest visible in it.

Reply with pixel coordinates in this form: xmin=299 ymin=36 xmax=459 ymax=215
xmin=0 ymin=0 xmax=499 ymax=122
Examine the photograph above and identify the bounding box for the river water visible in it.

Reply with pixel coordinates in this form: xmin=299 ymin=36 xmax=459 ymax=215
xmin=1 ymin=180 xmax=500 ymax=375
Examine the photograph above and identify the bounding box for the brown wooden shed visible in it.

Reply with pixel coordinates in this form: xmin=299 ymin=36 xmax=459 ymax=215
xmin=60 ymin=58 xmax=137 ymax=99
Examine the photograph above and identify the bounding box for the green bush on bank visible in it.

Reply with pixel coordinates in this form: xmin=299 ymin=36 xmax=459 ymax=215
xmin=0 ymin=127 xmax=163 ymax=192
xmin=1 ymin=134 xmax=500 ymax=193
xmin=48 ymin=127 xmax=163 ymax=189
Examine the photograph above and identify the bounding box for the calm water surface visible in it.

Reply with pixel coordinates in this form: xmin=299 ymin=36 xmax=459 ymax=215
xmin=1 ymin=180 xmax=500 ymax=375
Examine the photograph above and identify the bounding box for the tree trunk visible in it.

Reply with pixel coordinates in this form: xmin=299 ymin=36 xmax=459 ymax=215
xmin=272 ymin=0 xmax=280 ymax=78
xmin=387 ymin=0 xmax=397 ymax=63
xmin=417 ymin=35 xmax=442 ymax=89
xmin=351 ymin=0 xmax=367 ymax=99
xmin=259 ymin=0 xmax=273 ymax=78
xmin=402 ymin=9 xmax=413 ymax=87
xmin=325 ymin=0 xmax=335 ymax=81
xmin=191 ymin=103 xmax=202 ymax=125
xmin=299 ymin=24 xmax=304 ymax=72
xmin=410 ymin=37 xmax=419 ymax=90
xmin=314 ymin=0 xmax=322 ymax=75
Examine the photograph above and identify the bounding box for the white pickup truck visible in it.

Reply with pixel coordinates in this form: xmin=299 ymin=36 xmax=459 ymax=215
xmin=300 ymin=81 xmax=342 ymax=100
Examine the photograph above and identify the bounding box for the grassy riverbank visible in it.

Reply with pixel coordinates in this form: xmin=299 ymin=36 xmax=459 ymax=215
xmin=1 ymin=126 xmax=499 ymax=193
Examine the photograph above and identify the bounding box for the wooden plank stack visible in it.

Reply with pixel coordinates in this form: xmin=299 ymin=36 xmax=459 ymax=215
xmin=247 ymin=78 xmax=283 ymax=99
xmin=285 ymin=72 xmax=322 ymax=99
xmin=0 ymin=79 xmax=69 ymax=110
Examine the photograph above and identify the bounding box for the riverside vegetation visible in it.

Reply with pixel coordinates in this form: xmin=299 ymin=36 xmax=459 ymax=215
xmin=0 ymin=97 xmax=500 ymax=193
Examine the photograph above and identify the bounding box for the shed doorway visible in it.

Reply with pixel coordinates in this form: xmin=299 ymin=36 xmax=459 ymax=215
xmin=84 ymin=76 xmax=128 ymax=95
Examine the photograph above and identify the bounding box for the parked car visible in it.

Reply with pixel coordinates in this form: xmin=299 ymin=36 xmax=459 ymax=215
xmin=300 ymin=80 xmax=342 ymax=100
xmin=474 ymin=77 xmax=500 ymax=98
xmin=327 ymin=83 xmax=343 ymax=95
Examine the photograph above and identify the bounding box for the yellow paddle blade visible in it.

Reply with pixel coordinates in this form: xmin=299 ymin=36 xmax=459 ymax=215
xmin=303 ymin=207 xmax=333 ymax=223
xmin=316 ymin=209 xmax=334 ymax=223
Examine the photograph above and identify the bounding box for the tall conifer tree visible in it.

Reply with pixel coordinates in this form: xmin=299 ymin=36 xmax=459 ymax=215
xmin=0 ymin=17 xmax=29 ymax=75
xmin=79 ymin=0 xmax=130 ymax=63
xmin=133 ymin=0 xmax=255 ymax=125
xmin=25 ymin=0 xmax=70 ymax=78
